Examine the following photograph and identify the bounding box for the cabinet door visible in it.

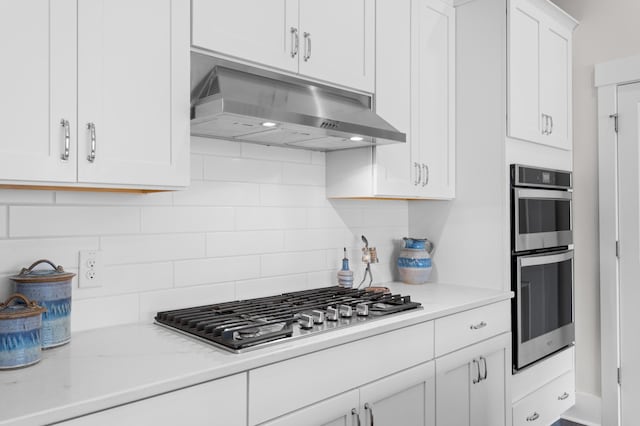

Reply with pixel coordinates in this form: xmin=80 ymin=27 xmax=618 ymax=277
xmin=260 ymin=390 xmax=359 ymax=426
xmin=508 ymin=0 xmax=543 ymax=144
xmin=412 ymin=0 xmax=456 ymax=199
xmin=192 ymin=0 xmax=298 ymax=73
xmin=540 ymin=24 xmax=571 ymax=150
xmin=436 ymin=334 xmax=509 ymax=426
xmin=0 ymin=0 xmax=77 ymax=183
xmin=77 ymin=0 xmax=189 ymax=187
xmin=374 ymin=0 xmax=416 ymax=197
xmin=57 ymin=374 xmax=247 ymax=426
xmin=298 ymin=0 xmax=374 ymax=92
xmin=359 ymin=362 xmax=436 ymax=426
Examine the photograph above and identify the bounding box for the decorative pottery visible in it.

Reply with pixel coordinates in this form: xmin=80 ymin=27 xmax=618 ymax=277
xmin=0 ymin=293 xmax=46 ymax=369
xmin=397 ymin=237 xmax=434 ymax=284
xmin=9 ymin=259 xmax=75 ymax=348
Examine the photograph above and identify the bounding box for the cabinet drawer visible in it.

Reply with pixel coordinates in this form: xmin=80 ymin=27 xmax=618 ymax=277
xmin=434 ymin=300 xmax=510 ymax=357
xmin=512 ymin=370 xmax=575 ymax=426
xmin=249 ymin=321 xmax=434 ymax=425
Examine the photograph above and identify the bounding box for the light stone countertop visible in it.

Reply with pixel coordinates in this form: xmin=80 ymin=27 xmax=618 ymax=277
xmin=0 ymin=282 xmax=512 ymax=426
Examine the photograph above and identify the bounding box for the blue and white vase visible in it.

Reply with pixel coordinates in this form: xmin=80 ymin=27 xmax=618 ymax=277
xmin=397 ymin=237 xmax=434 ymax=284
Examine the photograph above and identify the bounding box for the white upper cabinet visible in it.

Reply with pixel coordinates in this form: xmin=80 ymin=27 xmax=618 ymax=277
xmin=508 ymin=0 xmax=576 ymax=150
xmin=191 ymin=0 xmax=299 ymax=74
xmin=327 ymin=0 xmax=455 ymax=200
xmin=0 ymin=0 xmax=77 ymax=183
xmin=77 ymin=0 xmax=190 ymax=187
xmin=0 ymin=0 xmax=189 ymax=190
xmin=191 ymin=0 xmax=374 ymax=92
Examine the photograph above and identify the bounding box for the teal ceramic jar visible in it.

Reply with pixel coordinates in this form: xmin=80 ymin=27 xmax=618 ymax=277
xmin=10 ymin=260 xmax=75 ymax=349
xmin=0 ymin=293 xmax=46 ymax=369
xmin=397 ymin=237 xmax=434 ymax=284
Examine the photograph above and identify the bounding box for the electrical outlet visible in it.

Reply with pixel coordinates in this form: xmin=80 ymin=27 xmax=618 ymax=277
xmin=79 ymin=250 xmax=102 ymax=288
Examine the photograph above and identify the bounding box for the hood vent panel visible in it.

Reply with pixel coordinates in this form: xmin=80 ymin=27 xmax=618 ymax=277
xmin=190 ymin=54 xmax=406 ymax=152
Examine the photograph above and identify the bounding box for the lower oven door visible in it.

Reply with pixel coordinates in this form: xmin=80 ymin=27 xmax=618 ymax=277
xmin=515 ymin=249 xmax=575 ymax=370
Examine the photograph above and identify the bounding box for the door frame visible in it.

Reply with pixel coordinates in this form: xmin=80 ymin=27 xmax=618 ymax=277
xmin=595 ymin=53 xmax=640 ymax=426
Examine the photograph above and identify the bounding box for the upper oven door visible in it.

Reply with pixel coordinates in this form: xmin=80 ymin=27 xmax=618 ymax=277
xmin=513 ymin=188 xmax=573 ymax=252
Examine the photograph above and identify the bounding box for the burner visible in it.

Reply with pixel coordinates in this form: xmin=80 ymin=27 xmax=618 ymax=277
xmin=155 ymin=286 xmax=421 ymax=352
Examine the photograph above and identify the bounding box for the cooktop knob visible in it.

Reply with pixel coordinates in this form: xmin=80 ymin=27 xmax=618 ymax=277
xmin=298 ymin=313 xmax=314 ymax=329
xmin=312 ymin=309 xmax=325 ymax=324
xmin=326 ymin=306 xmax=339 ymax=321
xmin=339 ymin=304 xmax=353 ymax=318
xmin=356 ymin=303 xmax=369 ymax=316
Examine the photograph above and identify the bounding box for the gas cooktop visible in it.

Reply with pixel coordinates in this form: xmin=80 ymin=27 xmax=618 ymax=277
xmin=155 ymin=286 xmax=422 ymax=353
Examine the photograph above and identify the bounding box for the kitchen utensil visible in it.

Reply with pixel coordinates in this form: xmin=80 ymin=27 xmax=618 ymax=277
xmin=0 ymin=293 xmax=46 ymax=369
xmin=9 ymin=259 xmax=75 ymax=348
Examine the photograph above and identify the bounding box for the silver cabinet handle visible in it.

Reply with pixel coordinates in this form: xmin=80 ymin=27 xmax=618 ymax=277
xmin=480 ymin=356 xmax=488 ymax=380
xmin=549 ymin=115 xmax=554 ymax=134
xmin=290 ymin=27 xmax=299 ymax=58
xmin=87 ymin=122 xmax=96 ymax=162
xmin=351 ymin=408 xmax=361 ymax=426
xmin=422 ymin=164 xmax=429 ymax=186
xmin=470 ymin=321 xmax=487 ymax=330
xmin=364 ymin=403 xmax=374 ymax=426
xmin=558 ymin=392 xmax=570 ymax=400
xmin=526 ymin=412 xmax=540 ymax=422
xmin=414 ymin=162 xmax=421 ymax=186
xmin=541 ymin=114 xmax=549 ymax=135
xmin=303 ymin=32 xmax=311 ymax=61
xmin=472 ymin=359 xmax=482 ymax=384
xmin=60 ymin=119 xmax=70 ymax=161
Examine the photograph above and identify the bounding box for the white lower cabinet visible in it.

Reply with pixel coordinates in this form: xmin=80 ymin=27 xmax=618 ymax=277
xmin=260 ymin=362 xmax=435 ymax=426
xmin=435 ymin=333 xmax=510 ymax=426
xmin=512 ymin=370 xmax=575 ymax=426
xmin=56 ymin=373 xmax=246 ymax=426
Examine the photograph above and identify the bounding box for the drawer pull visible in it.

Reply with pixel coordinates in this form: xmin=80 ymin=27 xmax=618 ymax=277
xmin=351 ymin=408 xmax=361 ymax=426
xmin=526 ymin=412 xmax=540 ymax=422
xmin=558 ymin=392 xmax=570 ymax=401
xmin=472 ymin=359 xmax=482 ymax=384
xmin=470 ymin=321 xmax=487 ymax=330
xmin=480 ymin=355 xmax=488 ymax=380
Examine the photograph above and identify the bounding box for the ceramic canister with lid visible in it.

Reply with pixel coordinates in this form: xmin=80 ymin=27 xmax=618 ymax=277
xmin=0 ymin=293 xmax=46 ymax=369
xmin=9 ymin=259 xmax=75 ymax=348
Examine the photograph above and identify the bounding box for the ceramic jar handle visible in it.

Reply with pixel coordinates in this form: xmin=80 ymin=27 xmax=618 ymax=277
xmin=20 ymin=259 xmax=65 ymax=275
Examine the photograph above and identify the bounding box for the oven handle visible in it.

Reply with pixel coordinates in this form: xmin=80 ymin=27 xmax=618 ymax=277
xmin=516 ymin=188 xmax=572 ymax=200
xmin=519 ymin=250 xmax=574 ymax=267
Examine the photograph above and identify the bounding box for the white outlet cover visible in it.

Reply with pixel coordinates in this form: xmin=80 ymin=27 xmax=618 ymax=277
xmin=79 ymin=250 xmax=103 ymax=288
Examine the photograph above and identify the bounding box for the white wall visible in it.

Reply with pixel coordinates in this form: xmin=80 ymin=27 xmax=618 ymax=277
xmin=0 ymin=137 xmax=408 ymax=332
xmin=550 ymin=0 xmax=640 ymax=398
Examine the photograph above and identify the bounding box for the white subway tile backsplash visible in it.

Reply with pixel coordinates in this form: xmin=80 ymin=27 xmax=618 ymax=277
xmin=0 ymin=137 xmax=408 ymax=332
xmin=101 ymin=234 xmax=205 ymax=265
xmin=55 ymin=190 xmax=173 ymax=206
xmin=0 ymin=237 xmax=98 ymax=273
xmin=191 ymin=136 xmax=241 ymax=157
xmin=174 ymin=255 xmax=260 ymax=287
xmin=282 ymin=163 xmax=325 ymax=186
xmin=71 ymin=294 xmax=140 ymax=332
xmin=0 ymin=189 xmax=55 ymax=204
xmin=261 ymin=250 xmax=327 ymax=277
xmin=172 ymin=181 xmax=259 ymax=206
xmin=207 ymin=230 xmax=284 ymax=257
xmin=204 ymin=156 xmax=282 ymax=183
xmin=236 ymin=207 xmax=307 ymax=230
xmin=141 ymin=206 xmax=234 ymax=233
xmin=236 ymin=274 xmax=308 ymax=299
xmin=138 ymin=282 xmax=236 ymax=322
xmin=73 ymin=262 xmax=173 ymax=300
xmin=241 ymin=142 xmax=312 ymax=163
xmin=284 ymin=229 xmax=348 ymax=251
xmin=9 ymin=206 xmax=140 ymax=238
xmin=260 ymin=184 xmax=328 ymax=207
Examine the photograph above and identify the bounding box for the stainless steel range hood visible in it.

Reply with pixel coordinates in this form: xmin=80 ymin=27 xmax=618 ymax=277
xmin=190 ymin=54 xmax=405 ymax=152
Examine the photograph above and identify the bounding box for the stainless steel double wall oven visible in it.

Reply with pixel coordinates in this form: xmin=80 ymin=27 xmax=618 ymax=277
xmin=511 ymin=164 xmax=575 ymax=371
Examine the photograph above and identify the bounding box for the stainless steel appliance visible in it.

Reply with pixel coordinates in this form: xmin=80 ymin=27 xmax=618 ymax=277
xmin=511 ymin=164 xmax=574 ymax=371
xmin=155 ymin=286 xmax=421 ymax=353
xmin=190 ymin=53 xmax=406 ymax=152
